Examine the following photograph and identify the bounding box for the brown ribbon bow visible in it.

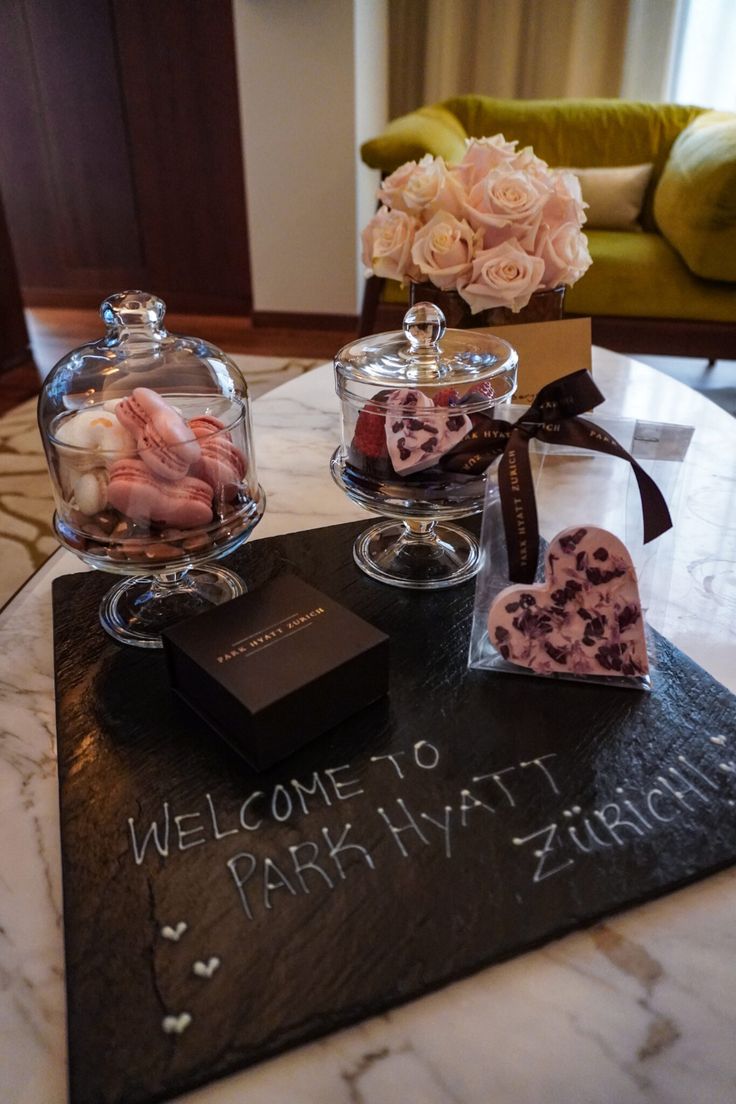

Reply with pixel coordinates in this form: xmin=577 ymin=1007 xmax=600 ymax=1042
xmin=442 ymin=369 xmax=673 ymax=583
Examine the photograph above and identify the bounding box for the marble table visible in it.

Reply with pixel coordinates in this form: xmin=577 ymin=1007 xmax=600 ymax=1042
xmin=2 ymin=350 xmax=736 ymax=1104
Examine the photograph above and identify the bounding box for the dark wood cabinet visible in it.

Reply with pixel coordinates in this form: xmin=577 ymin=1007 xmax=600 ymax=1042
xmin=0 ymin=191 xmax=31 ymax=372
xmin=0 ymin=0 xmax=251 ymax=315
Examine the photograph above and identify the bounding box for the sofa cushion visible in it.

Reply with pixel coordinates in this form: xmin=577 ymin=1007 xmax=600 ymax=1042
xmin=654 ymin=111 xmax=736 ymax=282
xmin=569 ymin=164 xmax=653 ymax=230
xmin=382 ymin=230 xmax=736 ymax=323
xmin=361 ymin=104 xmax=467 ymax=171
xmin=565 ymin=231 xmax=736 ymax=322
xmin=362 ymin=98 xmax=707 ymax=232
xmin=443 ymin=97 xmax=704 ymax=230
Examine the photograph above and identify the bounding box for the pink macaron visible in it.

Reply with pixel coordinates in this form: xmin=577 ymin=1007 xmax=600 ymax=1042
xmin=107 ymin=459 xmax=213 ymax=529
xmin=115 ymin=388 xmax=200 ymax=481
xmin=189 ymin=414 xmax=230 ymax=438
xmin=189 ymin=416 xmax=247 ymax=490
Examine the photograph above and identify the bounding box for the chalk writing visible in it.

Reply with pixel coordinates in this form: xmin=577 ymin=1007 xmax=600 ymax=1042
xmin=512 ymin=824 xmax=575 ymax=882
xmin=226 ymin=823 xmax=375 ymax=920
xmin=193 ymin=958 xmax=220 ymax=979
xmin=512 ymin=751 xmax=731 ymax=885
xmin=160 ymin=922 xmax=187 ymax=942
xmin=162 ymin=1013 xmax=191 ymax=1035
xmin=127 ymin=748 xmax=543 ymax=867
xmin=421 ymin=807 xmax=453 ymax=858
xmin=126 ymin=739 xmax=736 ymax=923
xmin=377 ymin=800 xmax=430 ymax=858
xmin=127 ymin=765 xmax=366 ymax=864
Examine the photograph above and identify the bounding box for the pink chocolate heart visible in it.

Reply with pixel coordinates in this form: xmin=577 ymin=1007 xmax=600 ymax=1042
xmin=385 ymin=389 xmax=471 ymax=475
xmin=488 ymin=525 xmax=648 ymax=678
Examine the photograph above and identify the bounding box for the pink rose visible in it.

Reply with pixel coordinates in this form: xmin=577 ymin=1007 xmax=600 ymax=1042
xmin=361 ymin=206 xmax=420 ymax=282
xmin=456 ymin=135 xmax=519 ymax=187
xmin=542 ymin=170 xmax=587 ymax=227
xmin=411 ymin=211 xmax=479 ymax=290
xmin=376 ymin=160 xmax=418 ymax=213
xmin=464 ymin=169 xmax=551 ymax=252
xmin=538 ymin=222 xmax=592 ymax=287
xmin=459 ymin=238 xmax=545 ymax=314
xmin=379 ymin=154 xmax=466 ymax=219
xmin=511 ymin=146 xmax=550 ymax=179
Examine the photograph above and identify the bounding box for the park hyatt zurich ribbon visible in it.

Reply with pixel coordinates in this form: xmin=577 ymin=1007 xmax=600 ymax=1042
xmin=441 ymin=369 xmax=673 ymax=583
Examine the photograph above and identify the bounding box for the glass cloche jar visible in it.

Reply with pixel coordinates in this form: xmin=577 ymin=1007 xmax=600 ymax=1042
xmin=331 ymin=302 xmax=518 ymax=589
xmin=38 ymin=291 xmax=265 ymax=647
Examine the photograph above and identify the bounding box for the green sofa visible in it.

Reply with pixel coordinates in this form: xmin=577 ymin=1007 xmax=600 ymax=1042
xmin=360 ymin=97 xmax=736 ymax=359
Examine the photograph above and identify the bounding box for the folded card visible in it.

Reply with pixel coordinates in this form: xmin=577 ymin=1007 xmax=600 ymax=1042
xmin=478 ymin=317 xmax=592 ymax=404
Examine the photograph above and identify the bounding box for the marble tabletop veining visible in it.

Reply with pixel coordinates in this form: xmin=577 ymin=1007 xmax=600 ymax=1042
xmin=1 ymin=350 xmax=736 ymax=1104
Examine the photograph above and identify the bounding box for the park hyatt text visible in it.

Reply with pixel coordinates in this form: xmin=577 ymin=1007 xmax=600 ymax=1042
xmin=126 ymin=737 xmax=736 ymax=921
xmin=216 ymin=606 xmax=326 ymax=663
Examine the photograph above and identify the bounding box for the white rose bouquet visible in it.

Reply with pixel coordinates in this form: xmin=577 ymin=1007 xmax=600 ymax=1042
xmin=361 ymin=135 xmax=592 ymax=314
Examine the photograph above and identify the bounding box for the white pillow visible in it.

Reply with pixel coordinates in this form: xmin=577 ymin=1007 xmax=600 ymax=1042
xmin=568 ymin=164 xmax=654 ymax=231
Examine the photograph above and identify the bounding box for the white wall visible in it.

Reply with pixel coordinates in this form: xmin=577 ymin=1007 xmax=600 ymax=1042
xmin=233 ymin=0 xmax=387 ymax=318
xmin=354 ymin=0 xmax=389 ymax=308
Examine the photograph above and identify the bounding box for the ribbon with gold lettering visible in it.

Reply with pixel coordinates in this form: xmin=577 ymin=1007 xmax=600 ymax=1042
xmin=441 ymin=369 xmax=673 ymax=583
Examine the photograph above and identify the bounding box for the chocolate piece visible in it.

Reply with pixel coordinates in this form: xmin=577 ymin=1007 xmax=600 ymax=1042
xmin=385 ymin=389 xmax=471 ymax=475
xmin=488 ymin=525 xmax=648 ymax=677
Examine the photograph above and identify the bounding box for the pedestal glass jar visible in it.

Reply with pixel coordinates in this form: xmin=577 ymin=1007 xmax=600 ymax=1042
xmin=38 ymin=291 xmax=265 ymax=647
xmin=331 ymin=303 xmax=518 ymax=589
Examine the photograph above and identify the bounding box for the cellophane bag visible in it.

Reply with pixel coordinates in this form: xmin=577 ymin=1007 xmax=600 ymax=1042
xmin=468 ymin=410 xmax=692 ymax=690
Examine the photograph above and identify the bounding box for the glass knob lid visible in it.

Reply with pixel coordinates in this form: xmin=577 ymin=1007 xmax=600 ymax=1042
xmin=401 ymin=302 xmax=446 ymax=381
xmin=403 ymin=301 xmax=446 ymax=350
xmin=335 ymin=303 xmax=518 ymax=391
xmin=38 ymin=290 xmax=248 ymax=429
xmin=100 ymin=290 xmax=167 ymax=333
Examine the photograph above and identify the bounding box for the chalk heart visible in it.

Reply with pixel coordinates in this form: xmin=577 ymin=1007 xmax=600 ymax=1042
xmin=488 ymin=525 xmax=649 ymax=678
xmin=161 ymin=921 xmax=187 ymax=942
xmin=193 ymin=956 xmax=221 ymax=979
xmin=162 ymin=1013 xmax=192 ymax=1035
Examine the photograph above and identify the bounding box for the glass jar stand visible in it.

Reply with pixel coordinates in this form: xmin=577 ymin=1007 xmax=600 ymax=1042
xmin=352 ymin=518 xmax=481 ymax=589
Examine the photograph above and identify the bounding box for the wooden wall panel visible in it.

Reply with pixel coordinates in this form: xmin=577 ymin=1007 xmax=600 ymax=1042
xmin=0 ymin=191 xmax=31 ymax=371
xmin=113 ymin=0 xmax=251 ymax=312
xmin=23 ymin=0 xmax=144 ymax=276
xmin=0 ymin=3 xmax=65 ymax=289
xmin=0 ymin=0 xmax=250 ymax=315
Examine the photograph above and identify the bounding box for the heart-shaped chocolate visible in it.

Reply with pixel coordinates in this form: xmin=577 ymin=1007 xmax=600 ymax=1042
xmin=488 ymin=525 xmax=648 ymax=677
xmin=385 ymin=389 xmax=471 ymax=475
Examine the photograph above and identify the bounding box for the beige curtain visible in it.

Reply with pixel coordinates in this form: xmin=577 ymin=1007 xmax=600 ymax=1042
xmin=389 ymin=0 xmax=633 ymax=117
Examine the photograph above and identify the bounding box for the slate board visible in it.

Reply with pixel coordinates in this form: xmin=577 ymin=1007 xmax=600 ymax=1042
xmin=53 ymin=520 xmax=736 ymax=1104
